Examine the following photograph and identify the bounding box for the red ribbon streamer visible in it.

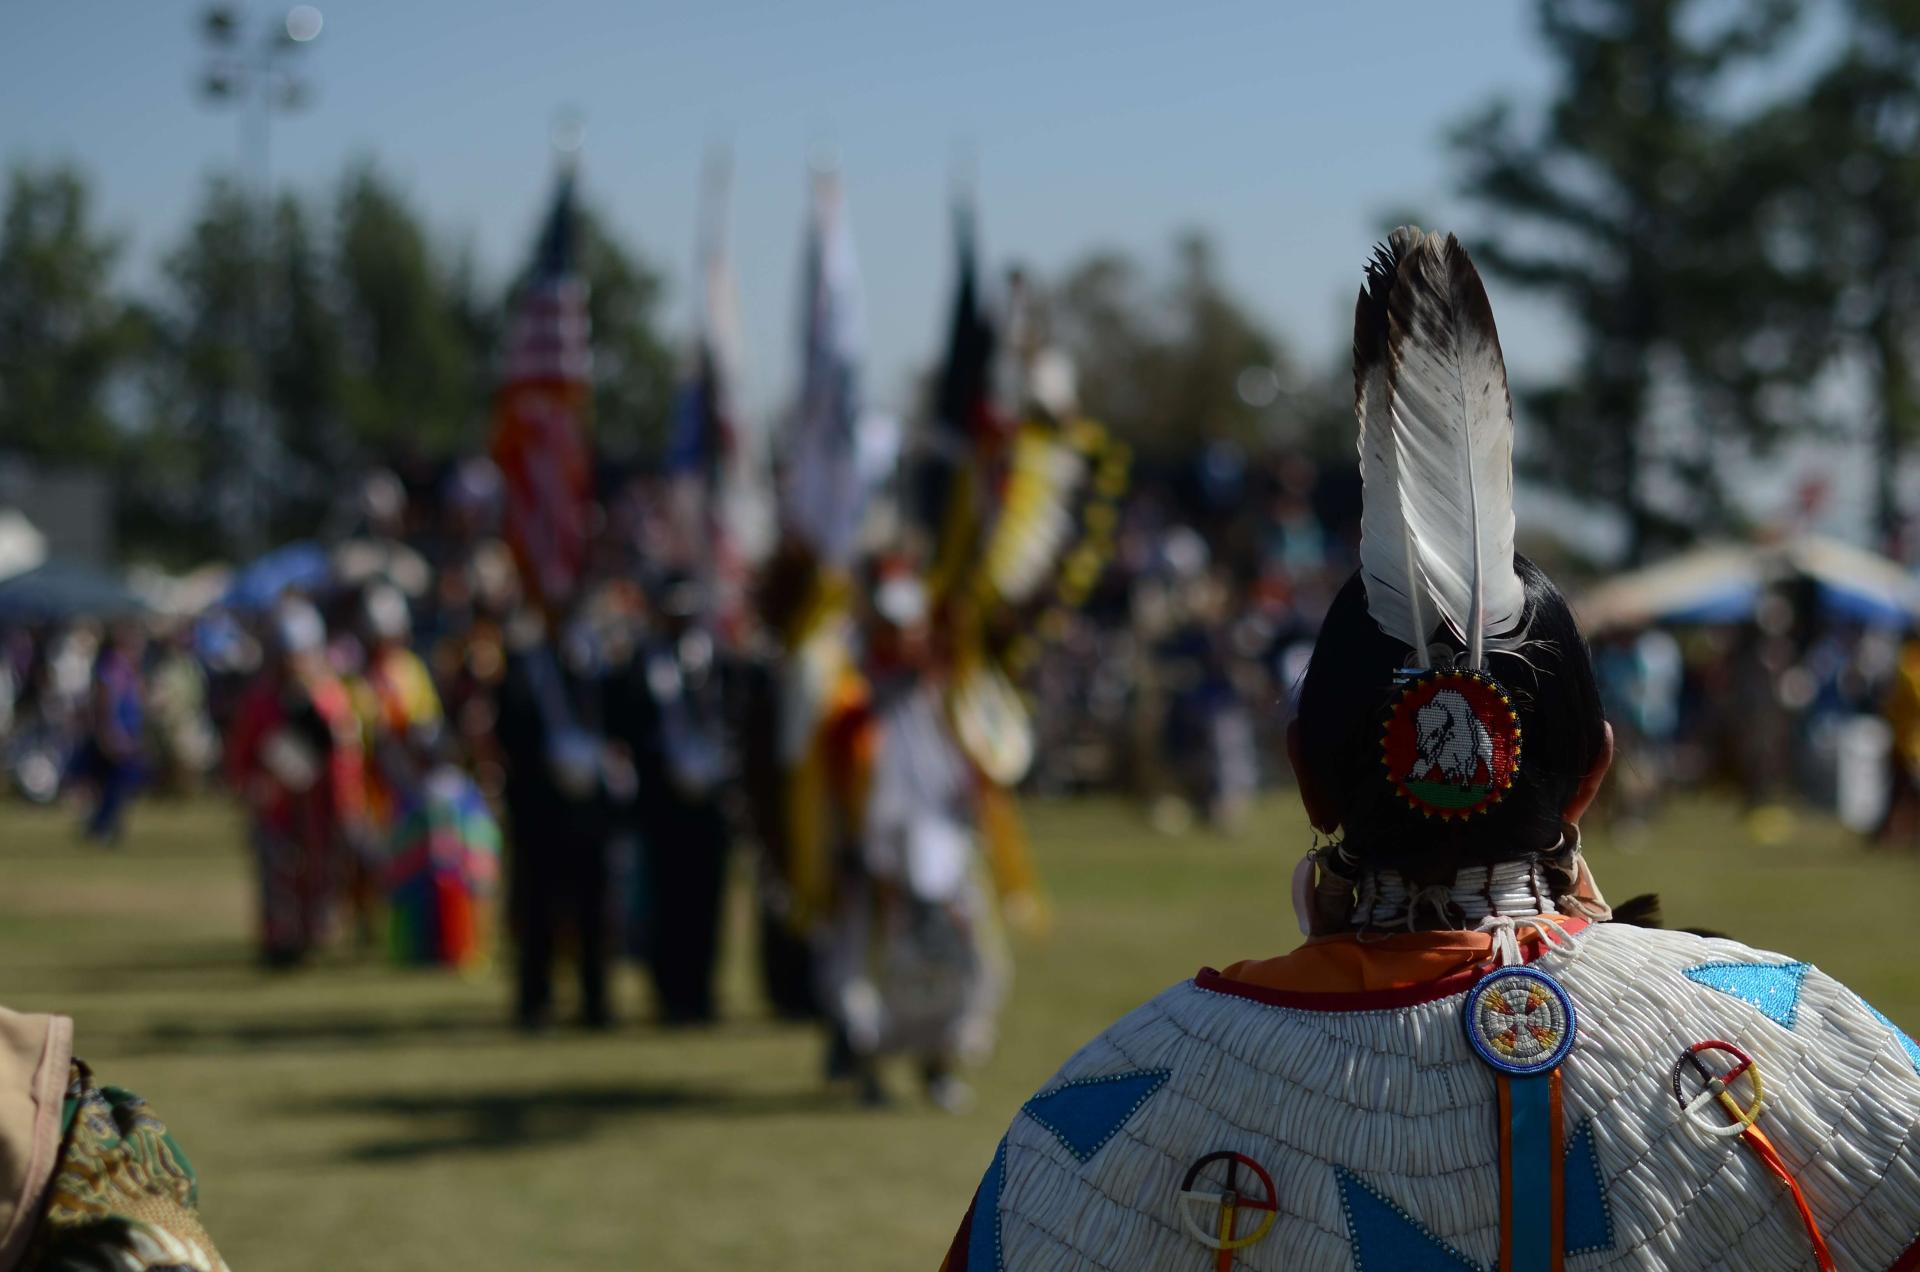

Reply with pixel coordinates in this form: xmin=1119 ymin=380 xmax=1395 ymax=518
xmin=1739 ymin=1124 xmax=1835 ymax=1272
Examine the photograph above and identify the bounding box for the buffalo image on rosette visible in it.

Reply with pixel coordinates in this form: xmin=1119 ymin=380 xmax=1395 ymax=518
xmin=1380 ymin=669 xmax=1522 ymax=819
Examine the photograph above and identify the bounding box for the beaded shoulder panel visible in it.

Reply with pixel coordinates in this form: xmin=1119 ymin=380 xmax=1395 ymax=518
xmin=972 ymin=924 xmax=1920 ymax=1271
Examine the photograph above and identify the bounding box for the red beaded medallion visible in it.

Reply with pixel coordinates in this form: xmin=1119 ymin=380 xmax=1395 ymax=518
xmin=1380 ymin=668 xmax=1522 ymax=820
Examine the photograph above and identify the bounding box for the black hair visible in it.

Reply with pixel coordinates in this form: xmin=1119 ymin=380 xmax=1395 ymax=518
xmin=1294 ymin=555 xmax=1606 ymax=880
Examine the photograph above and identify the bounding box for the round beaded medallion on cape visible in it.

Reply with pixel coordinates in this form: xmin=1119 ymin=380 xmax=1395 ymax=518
xmin=1463 ymin=965 xmax=1577 ymax=1075
xmin=1176 ymin=1151 xmax=1279 ymax=1253
xmin=1381 ymin=667 xmax=1522 ymax=820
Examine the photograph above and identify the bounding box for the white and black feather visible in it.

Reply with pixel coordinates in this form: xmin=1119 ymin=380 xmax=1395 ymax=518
xmin=1355 ymin=227 xmax=1524 ymax=669
xmin=1354 ymin=230 xmax=1430 ymax=667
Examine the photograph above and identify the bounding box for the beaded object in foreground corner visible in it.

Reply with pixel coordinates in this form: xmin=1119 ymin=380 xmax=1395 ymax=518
xmin=21 ymin=1062 xmax=230 ymax=1272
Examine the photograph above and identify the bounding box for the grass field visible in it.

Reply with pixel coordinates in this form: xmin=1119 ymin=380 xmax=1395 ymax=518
xmin=2 ymin=793 xmax=1918 ymax=1270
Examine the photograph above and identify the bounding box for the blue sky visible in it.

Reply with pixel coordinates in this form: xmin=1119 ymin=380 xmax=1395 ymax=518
xmin=5 ymin=1 xmax=1563 ymax=418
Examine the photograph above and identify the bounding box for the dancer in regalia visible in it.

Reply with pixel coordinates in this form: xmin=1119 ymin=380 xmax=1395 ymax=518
xmin=350 ymin=582 xmax=446 ymax=946
xmin=789 ymin=193 xmax=1125 ymax=1108
xmin=942 ymin=229 xmax=1920 ymax=1271
xmin=760 ymin=164 xmax=889 ymax=1070
xmin=226 ymin=600 xmax=367 ymax=966
xmin=812 ymin=559 xmax=1009 ymax=1111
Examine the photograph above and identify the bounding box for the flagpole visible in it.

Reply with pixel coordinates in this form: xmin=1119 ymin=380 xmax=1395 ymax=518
xmin=551 ymin=107 xmax=586 ymax=174
xmin=950 ymin=137 xmax=979 ymax=227
xmin=699 ymin=144 xmax=732 ymax=299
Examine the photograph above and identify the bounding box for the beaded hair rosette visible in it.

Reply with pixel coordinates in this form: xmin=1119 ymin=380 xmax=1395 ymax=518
xmin=1379 ymin=666 xmax=1522 ymax=821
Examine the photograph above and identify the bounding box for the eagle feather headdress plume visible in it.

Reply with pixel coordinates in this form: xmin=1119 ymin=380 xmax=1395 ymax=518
xmin=1354 ymin=227 xmax=1524 ymax=670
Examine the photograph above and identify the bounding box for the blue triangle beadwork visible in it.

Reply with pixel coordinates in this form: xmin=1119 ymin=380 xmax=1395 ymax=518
xmin=1681 ymin=961 xmax=1812 ymax=1029
xmin=1335 ymin=1140 xmax=1615 ymax=1271
xmin=1860 ymin=999 xmax=1920 ymax=1074
xmin=1020 ymin=1068 xmax=1170 ymax=1163
xmin=1562 ymin=1119 xmax=1616 ymax=1255
xmin=1336 ymin=1168 xmax=1484 ymax=1271
xmin=967 ymin=1136 xmax=1009 ymax=1271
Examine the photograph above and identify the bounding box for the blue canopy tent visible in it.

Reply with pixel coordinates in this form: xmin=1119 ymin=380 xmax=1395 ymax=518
xmin=0 ymin=561 xmax=149 ymax=622
xmin=1787 ymin=537 xmax=1920 ymax=628
xmin=1575 ymin=546 xmax=1764 ymax=633
xmin=222 ymin=541 xmax=331 ymax=611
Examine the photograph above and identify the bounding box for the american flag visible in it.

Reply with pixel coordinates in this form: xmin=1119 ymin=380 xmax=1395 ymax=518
xmin=491 ymin=169 xmax=594 ymax=607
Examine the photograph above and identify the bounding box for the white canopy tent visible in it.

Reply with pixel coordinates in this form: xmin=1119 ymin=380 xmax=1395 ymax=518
xmin=1575 ymin=536 xmax=1920 ymax=634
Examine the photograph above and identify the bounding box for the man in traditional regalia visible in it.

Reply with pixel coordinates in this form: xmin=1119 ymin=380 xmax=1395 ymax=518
xmin=794 ymin=197 xmax=1127 ymax=1110
xmin=942 ymin=229 xmax=1920 ymax=1271
xmin=811 ymin=560 xmax=1010 ymax=1111
xmin=348 ymin=582 xmax=445 ymax=946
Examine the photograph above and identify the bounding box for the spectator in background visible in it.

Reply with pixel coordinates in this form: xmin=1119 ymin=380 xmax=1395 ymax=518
xmin=146 ymin=624 xmax=218 ymax=793
xmin=1594 ymin=627 xmax=1684 ymax=828
xmin=71 ymin=620 xmax=146 ymax=844
xmin=0 ymin=629 xmax=18 ymax=743
xmin=429 ymin=541 xmax=517 ymax=802
xmin=613 ymin=574 xmax=733 ymax=1026
xmin=1260 ymin=456 xmax=1327 ymax=577
xmin=1878 ymin=627 xmax=1920 ymax=848
xmin=1159 ymin=573 xmax=1256 ymax=830
xmin=1728 ymin=601 xmax=1798 ymax=812
xmin=350 ymin=582 xmax=444 ymax=944
xmin=225 ymin=600 xmax=367 ymax=967
xmin=497 ymin=596 xmax=635 ymax=1031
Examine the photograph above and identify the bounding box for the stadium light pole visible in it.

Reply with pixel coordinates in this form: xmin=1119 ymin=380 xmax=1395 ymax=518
xmin=194 ymin=3 xmax=323 ymax=556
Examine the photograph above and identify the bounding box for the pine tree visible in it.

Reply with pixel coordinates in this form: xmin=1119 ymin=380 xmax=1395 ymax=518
xmin=0 ymin=164 xmax=140 ymax=463
xmin=1450 ymin=0 xmax=1797 ymax=562
xmin=334 ymin=162 xmax=478 ymax=458
xmin=1736 ymin=0 xmax=1920 ymax=548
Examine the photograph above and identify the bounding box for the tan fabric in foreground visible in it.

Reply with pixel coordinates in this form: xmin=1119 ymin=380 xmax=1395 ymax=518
xmin=0 ymin=1009 xmax=72 ymax=1272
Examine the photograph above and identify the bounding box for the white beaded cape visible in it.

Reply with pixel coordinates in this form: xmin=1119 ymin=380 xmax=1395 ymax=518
xmin=962 ymin=923 xmax=1920 ymax=1270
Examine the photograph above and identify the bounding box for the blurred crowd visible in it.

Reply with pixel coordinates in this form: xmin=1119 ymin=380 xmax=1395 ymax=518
xmin=0 ymin=446 xmax=1353 ymax=1013
xmin=1592 ymin=598 xmax=1919 ymax=844
xmin=5 ymin=442 xmax=1920 ymax=1048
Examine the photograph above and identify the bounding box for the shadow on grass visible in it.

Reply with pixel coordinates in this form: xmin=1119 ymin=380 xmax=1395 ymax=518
xmin=106 ymin=1011 xmax=815 ymax=1057
xmin=301 ymin=1081 xmax=841 ymax=1162
xmin=108 ymin=1011 xmax=512 ymax=1056
xmin=56 ymin=945 xmax=267 ymax=993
